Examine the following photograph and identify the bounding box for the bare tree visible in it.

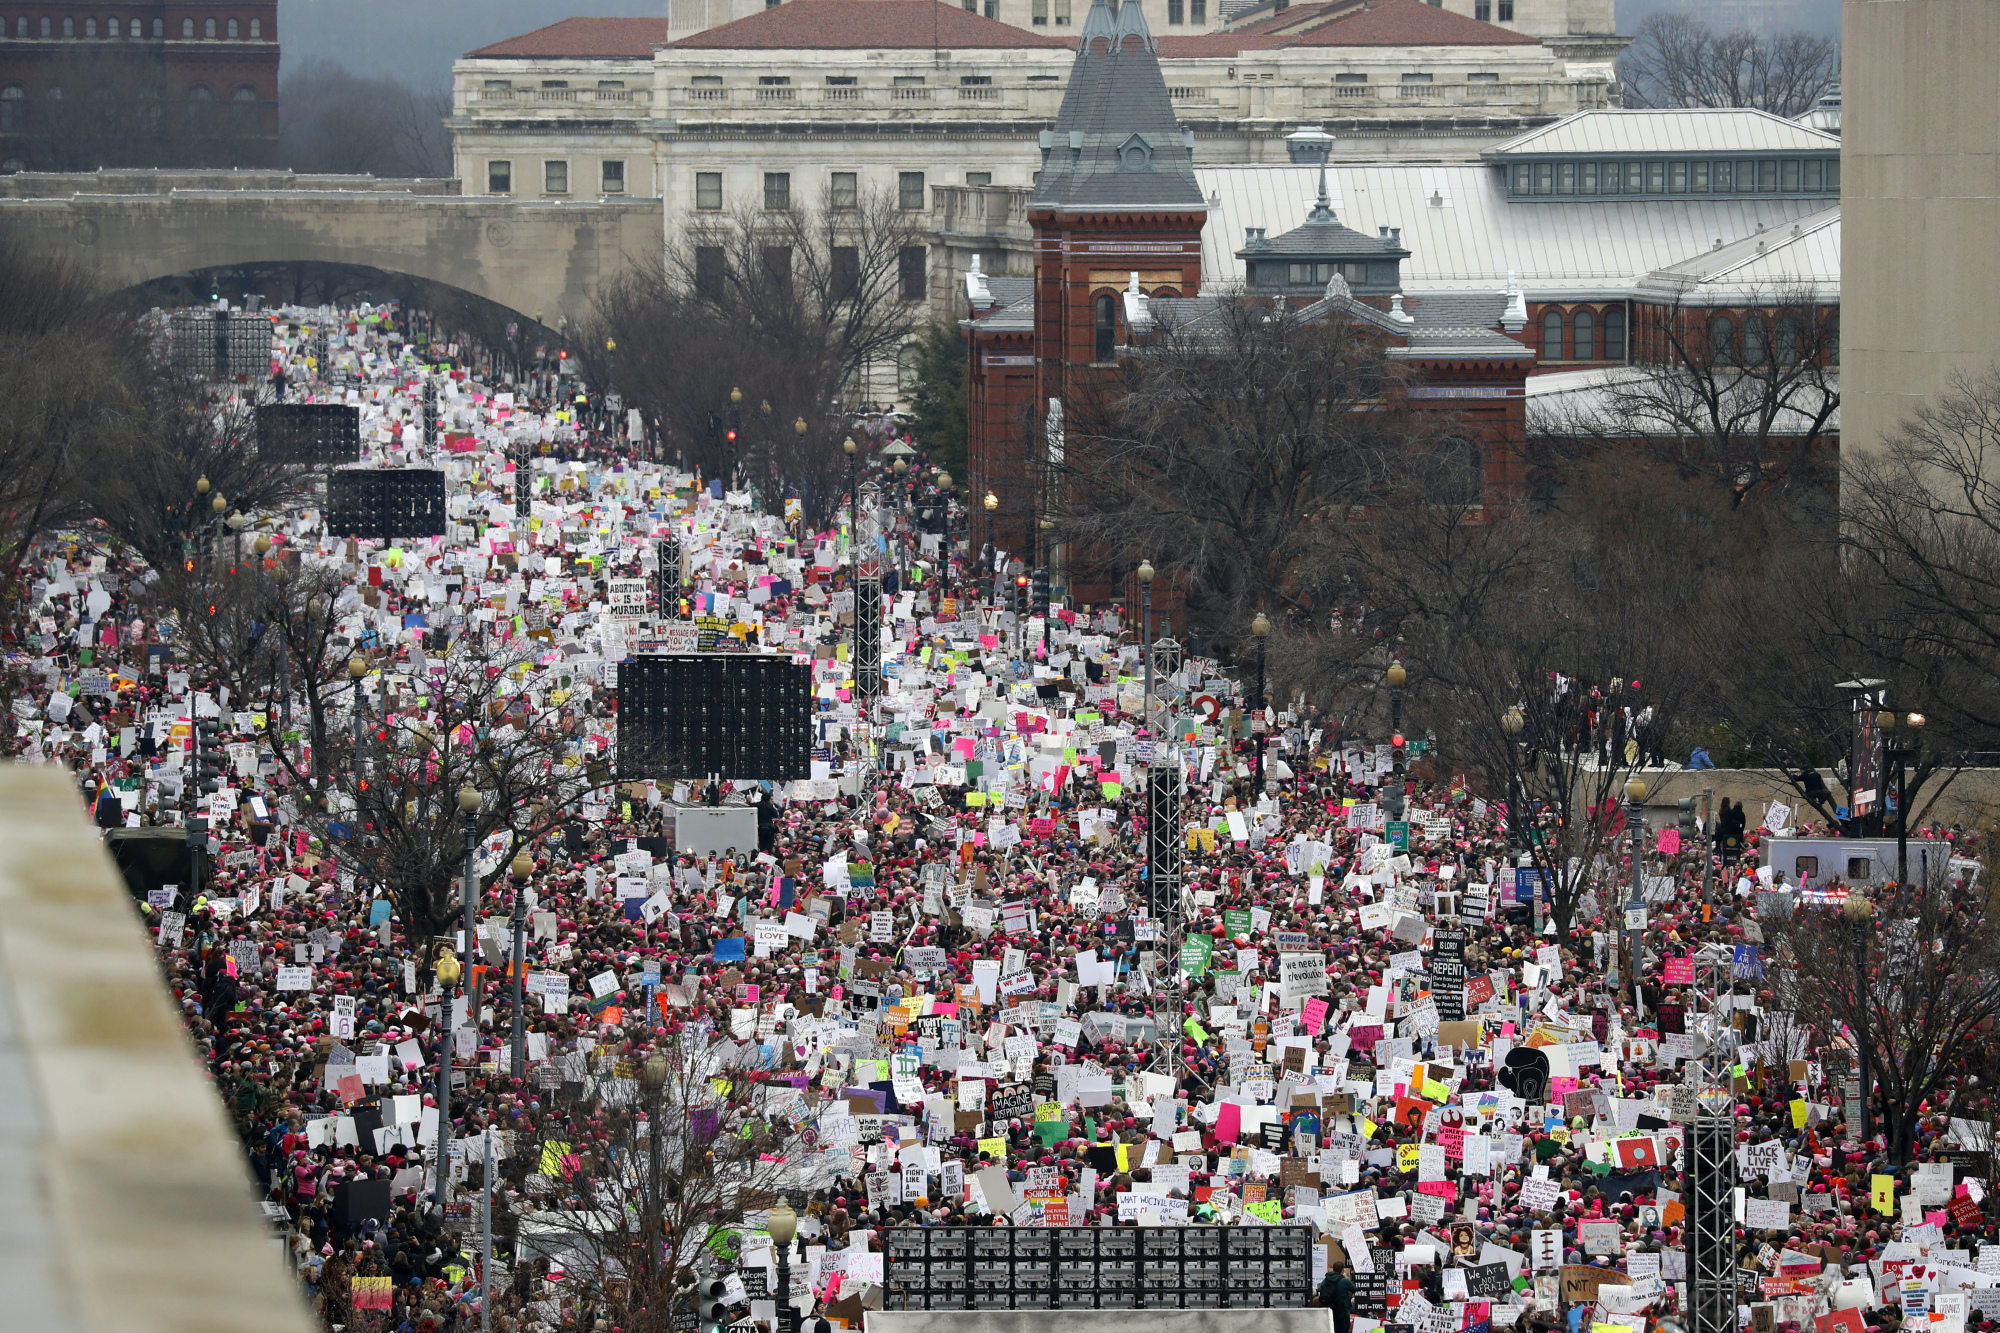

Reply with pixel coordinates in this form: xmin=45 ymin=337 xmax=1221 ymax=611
xmin=1765 ymin=873 xmax=2000 ymax=1162
xmin=1694 ymin=532 xmax=1997 ymax=830
xmin=503 ymin=1034 xmax=814 ymax=1333
xmin=75 ymin=376 xmax=305 ymax=576
xmin=276 ymin=639 xmax=611 ymax=971
xmin=1829 ymin=368 xmax=2000 ymax=758
xmin=279 ymin=58 xmax=452 ymax=179
xmin=1618 ymin=13 xmax=1840 ymax=119
xmin=1528 ymin=289 xmax=1838 ymax=512
xmin=1052 ymin=298 xmax=1439 ymax=648
xmin=1304 ymin=451 xmax=1719 ymax=935
xmin=590 ymin=187 xmax=930 ymax=523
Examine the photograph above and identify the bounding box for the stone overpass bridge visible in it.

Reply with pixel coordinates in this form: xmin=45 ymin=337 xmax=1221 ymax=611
xmin=0 ymin=169 xmax=664 ymax=322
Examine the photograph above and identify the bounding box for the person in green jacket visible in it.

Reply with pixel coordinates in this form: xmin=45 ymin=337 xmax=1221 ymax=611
xmin=1318 ymin=1264 xmax=1355 ymax=1333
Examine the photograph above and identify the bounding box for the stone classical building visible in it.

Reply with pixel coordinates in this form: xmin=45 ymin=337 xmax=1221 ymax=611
xmin=449 ymin=0 xmax=1622 ymax=211
xmin=668 ymin=0 xmax=1619 ymax=46
xmin=1841 ymin=0 xmax=1996 ymax=453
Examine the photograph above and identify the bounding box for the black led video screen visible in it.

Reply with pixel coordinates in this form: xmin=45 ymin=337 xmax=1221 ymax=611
xmin=258 ymin=403 xmax=362 ymax=465
xmin=616 ymin=654 xmax=811 ymax=783
xmin=326 ymin=468 xmax=448 ymax=540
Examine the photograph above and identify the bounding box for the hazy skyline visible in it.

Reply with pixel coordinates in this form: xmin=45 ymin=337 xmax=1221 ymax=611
xmin=280 ymin=0 xmax=667 ymax=89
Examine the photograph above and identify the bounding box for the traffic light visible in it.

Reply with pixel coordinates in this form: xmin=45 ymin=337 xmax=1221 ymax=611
xmin=194 ymin=718 xmax=226 ymax=796
xmin=1013 ymin=573 xmax=1028 ymax=616
xmin=697 ymin=1276 xmax=730 ymax=1333
xmin=1030 ymin=567 xmax=1051 ymax=616
xmin=1678 ymin=797 xmax=1697 ymax=839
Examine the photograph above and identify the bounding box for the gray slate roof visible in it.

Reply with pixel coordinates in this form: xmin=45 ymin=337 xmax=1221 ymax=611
xmin=1238 ymin=170 xmax=1409 ymax=261
xmin=1028 ymin=0 xmax=1208 ymax=215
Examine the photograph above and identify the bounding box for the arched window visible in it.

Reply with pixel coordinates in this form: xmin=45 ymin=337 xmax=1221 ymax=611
xmin=1774 ymin=316 xmax=1801 ymax=366
xmin=204 ymin=17 xmax=216 ymax=38
xmin=61 ymin=15 xmax=72 ymax=35
xmin=226 ymin=17 xmax=238 ymax=37
xmin=1708 ymin=314 xmax=1735 ymax=366
xmin=39 ymin=16 xmax=49 ymax=36
xmin=1431 ymin=436 xmax=1484 ymax=506
xmin=182 ymin=18 xmax=193 ymax=36
xmin=249 ymin=17 xmax=260 ymax=37
xmin=897 ymin=343 xmax=921 ymax=392
xmin=84 ymin=16 xmax=95 ymax=36
xmin=0 ymin=86 xmax=22 ymax=134
xmin=1604 ymin=306 xmax=1626 ymax=361
xmin=1541 ymin=309 xmax=1564 ymax=361
xmin=153 ymin=17 xmax=163 ymax=35
xmin=1742 ymin=315 xmax=1767 ymax=366
xmin=107 ymin=17 xmax=119 ymax=36
xmin=14 ymin=17 xmax=24 ymax=36
xmin=137 ymin=85 xmax=161 ymax=132
xmin=187 ymin=83 xmax=213 ymax=131
xmin=1094 ymin=291 xmax=1117 ymax=362
xmin=0 ymin=157 xmax=22 ymax=173
xmin=231 ymin=84 xmax=258 ymax=132
xmin=1573 ymin=308 xmax=1594 ymax=361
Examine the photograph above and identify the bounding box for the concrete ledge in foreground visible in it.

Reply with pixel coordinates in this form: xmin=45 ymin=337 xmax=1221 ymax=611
xmin=0 ymin=766 xmax=314 ymax=1333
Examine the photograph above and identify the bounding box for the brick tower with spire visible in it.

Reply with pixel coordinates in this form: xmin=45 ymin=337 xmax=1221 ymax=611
xmin=962 ymin=0 xmax=1207 ymax=592
xmin=1029 ymin=0 xmax=1208 ymax=387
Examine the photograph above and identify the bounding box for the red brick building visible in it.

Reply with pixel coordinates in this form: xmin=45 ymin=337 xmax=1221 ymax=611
xmin=963 ymin=2 xmax=1536 ymax=606
xmin=0 ymin=0 xmax=278 ymax=171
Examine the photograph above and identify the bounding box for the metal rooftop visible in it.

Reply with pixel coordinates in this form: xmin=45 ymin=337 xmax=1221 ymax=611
xmin=1196 ymin=163 xmax=1839 ymax=300
xmin=1482 ymin=108 xmax=1842 ymax=159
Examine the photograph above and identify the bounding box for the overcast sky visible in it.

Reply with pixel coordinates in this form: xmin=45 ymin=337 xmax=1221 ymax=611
xmin=280 ymin=0 xmax=668 ymax=89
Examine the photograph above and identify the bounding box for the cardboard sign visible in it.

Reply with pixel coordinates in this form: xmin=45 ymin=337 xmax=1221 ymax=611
xmin=1562 ymin=1266 xmax=1633 ymax=1303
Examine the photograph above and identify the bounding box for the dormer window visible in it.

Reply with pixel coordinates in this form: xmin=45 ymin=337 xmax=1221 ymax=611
xmin=1118 ymin=133 xmax=1152 ymax=172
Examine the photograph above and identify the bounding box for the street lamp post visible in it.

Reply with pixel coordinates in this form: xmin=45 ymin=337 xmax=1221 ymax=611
xmin=1251 ymin=612 xmax=1270 ymax=789
xmin=1385 ymin=659 xmax=1407 ymax=820
xmin=893 ymin=456 xmax=909 ymax=579
xmin=1624 ymin=777 xmax=1647 ymax=1020
xmin=639 ymin=1053 xmax=668 ymax=1284
xmin=457 ymin=778 xmax=480 ymax=1041
xmin=508 ymin=851 xmax=532 ymax=1079
xmin=349 ymin=652 xmax=369 ymax=796
xmin=193 ymin=474 xmax=210 ymax=567
xmin=605 ymin=338 xmax=618 ymax=433
xmin=843 ymin=436 xmax=859 ymax=566
xmin=432 ymin=944 xmax=461 ymax=1212
xmin=227 ymin=510 xmax=246 ymax=570
xmin=982 ymin=492 xmax=998 ymax=596
xmin=1843 ymin=891 xmax=1875 ymax=1141
xmin=934 ymin=470 xmax=955 ymax=600
xmin=1139 ymin=561 xmax=1155 ymax=744
xmin=1880 ymin=709 xmax=1926 ymax=886
xmin=768 ymin=1198 xmax=800 ymax=1333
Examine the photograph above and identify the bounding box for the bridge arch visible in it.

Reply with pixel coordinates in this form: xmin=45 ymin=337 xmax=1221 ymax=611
xmin=0 ymin=175 xmax=662 ymax=326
